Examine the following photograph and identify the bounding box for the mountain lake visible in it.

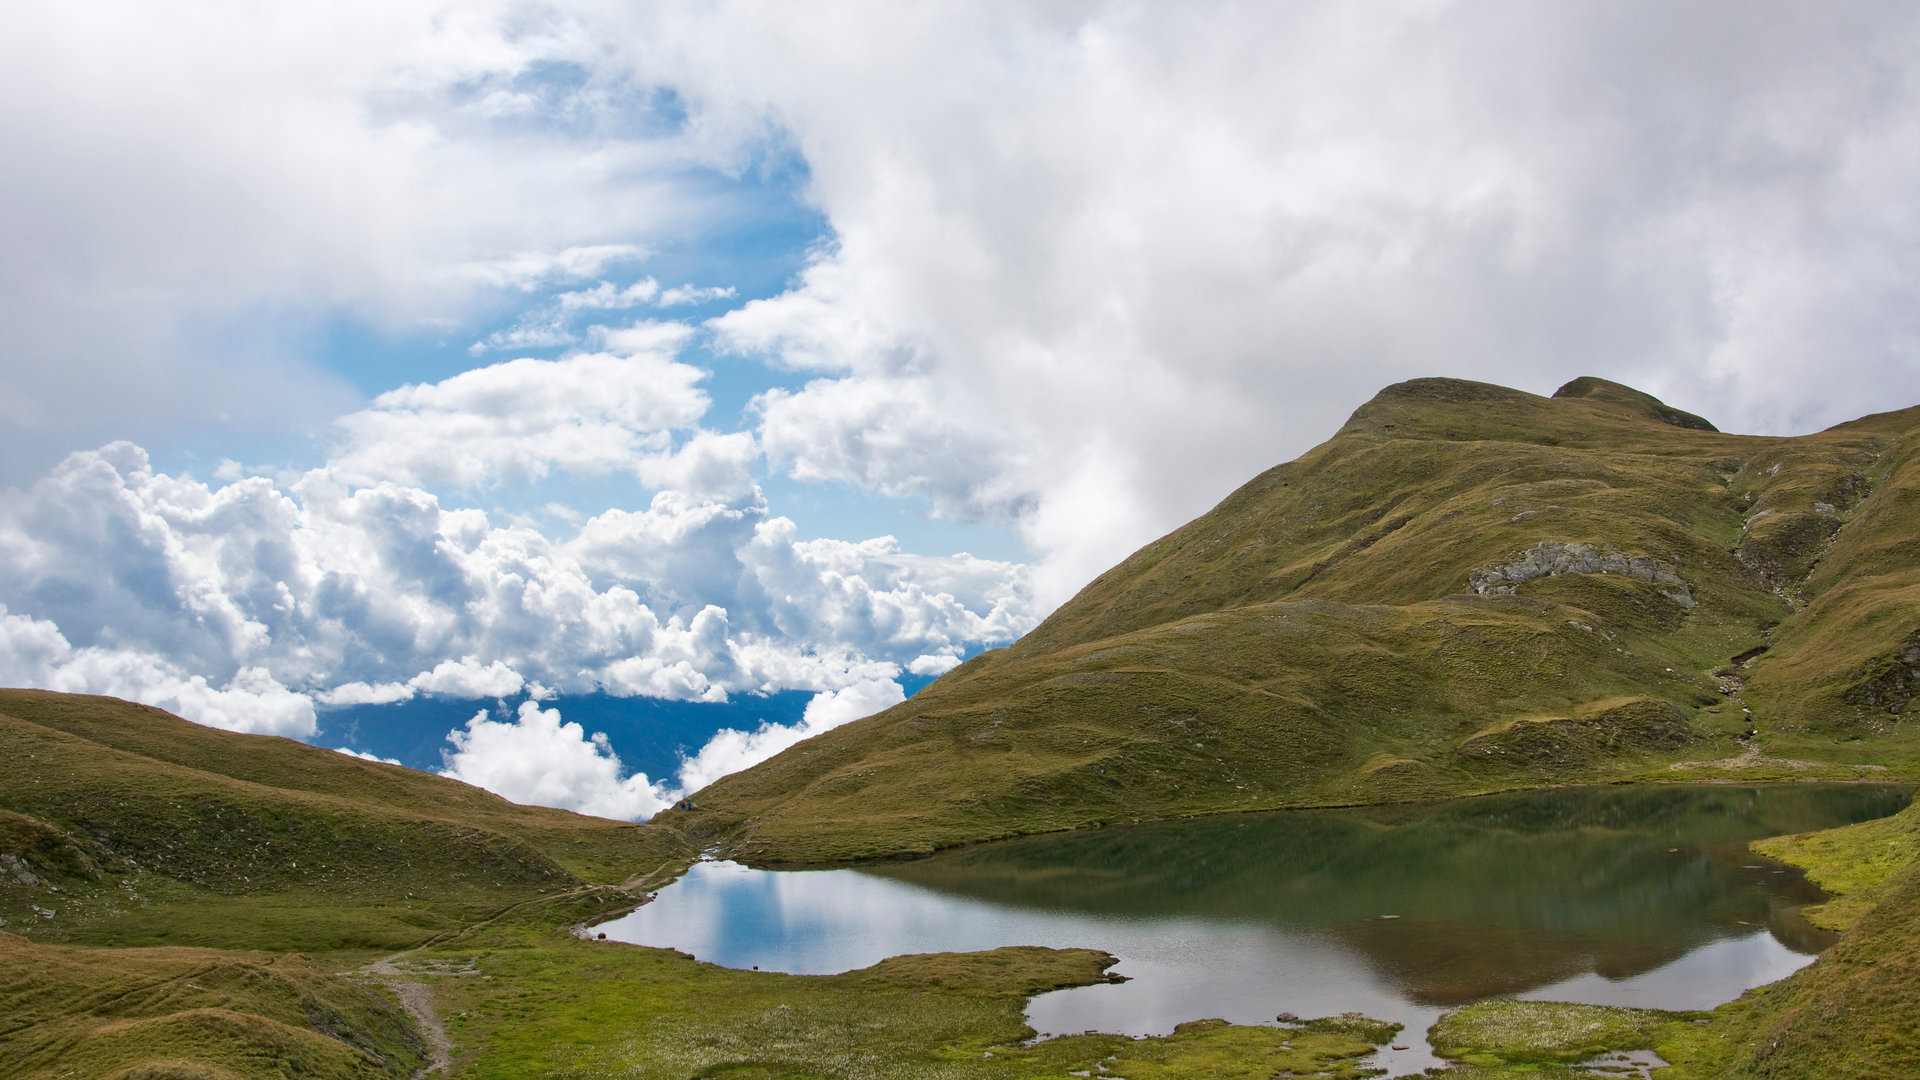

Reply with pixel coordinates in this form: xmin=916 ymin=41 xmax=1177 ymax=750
xmin=601 ymin=783 xmax=1911 ymax=1074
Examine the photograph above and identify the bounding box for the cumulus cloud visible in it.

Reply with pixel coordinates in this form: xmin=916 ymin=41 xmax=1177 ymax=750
xmin=407 ymin=657 xmax=525 ymax=699
xmin=431 ymin=676 xmax=903 ymax=820
xmin=908 ymin=652 xmax=961 ymax=676
xmin=335 ymin=746 xmax=403 ymax=765
xmin=0 ymin=604 xmax=315 ymax=736
xmin=317 ymin=681 xmax=416 ymax=707
xmin=671 ymin=676 xmax=905 ymax=799
xmin=331 ymin=324 xmax=713 ymax=489
xmin=441 ymin=701 xmax=672 ymax=819
xmin=0 ymin=434 xmax=1032 ymax=739
xmin=450 ymin=245 xmax=648 ymax=293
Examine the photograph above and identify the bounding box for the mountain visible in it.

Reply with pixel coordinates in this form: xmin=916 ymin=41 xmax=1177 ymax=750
xmin=674 ymin=376 xmax=1920 ymax=862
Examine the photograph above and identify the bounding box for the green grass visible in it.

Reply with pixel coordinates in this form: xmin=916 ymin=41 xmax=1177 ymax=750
xmin=1428 ymin=999 xmax=1672 ymax=1066
xmin=1752 ymin=790 xmax=1920 ymax=932
xmin=679 ymin=378 xmax=1920 ymax=862
xmin=0 ymin=930 xmax=424 ymax=1079
xmin=0 ymin=691 xmax=694 ymax=952
xmin=422 ymin=929 xmax=1397 ymax=1080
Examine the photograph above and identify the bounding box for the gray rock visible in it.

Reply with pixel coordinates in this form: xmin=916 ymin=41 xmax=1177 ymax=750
xmin=1469 ymin=541 xmax=1695 ymax=606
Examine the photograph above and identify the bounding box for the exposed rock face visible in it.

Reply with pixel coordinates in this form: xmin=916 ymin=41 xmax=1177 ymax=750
xmin=1 ymin=852 xmax=41 ymax=887
xmin=1468 ymin=541 xmax=1695 ymax=607
xmin=1845 ymin=631 xmax=1920 ymax=715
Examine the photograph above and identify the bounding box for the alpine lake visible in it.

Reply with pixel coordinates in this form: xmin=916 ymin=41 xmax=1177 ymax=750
xmin=603 ymin=784 xmax=1911 ymax=1074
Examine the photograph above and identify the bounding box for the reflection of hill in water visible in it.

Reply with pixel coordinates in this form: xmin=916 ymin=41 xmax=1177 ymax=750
xmin=866 ymin=785 xmax=1909 ymax=1004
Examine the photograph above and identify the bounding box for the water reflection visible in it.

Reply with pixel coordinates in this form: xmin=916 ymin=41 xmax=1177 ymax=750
xmin=865 ymin=784 xmax=1899 ymax=1003
xmin=601 ymin=785 xmax=1908 ymax=1071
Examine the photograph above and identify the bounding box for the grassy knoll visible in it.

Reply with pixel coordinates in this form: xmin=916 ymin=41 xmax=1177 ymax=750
xmin=0 ymin=931 xmax=426 ymax=1079
xmin=680 ymin=377 xmax=1920 ymax=862
xmin=0 ymin=690 xmax=692 ymax=952
xmin=1428 ymin=999 xmax=1672 ymax=1069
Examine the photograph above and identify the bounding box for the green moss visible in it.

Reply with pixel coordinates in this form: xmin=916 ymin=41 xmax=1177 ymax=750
xmin=1429 ymin=999 xmax=1669 ymax=1066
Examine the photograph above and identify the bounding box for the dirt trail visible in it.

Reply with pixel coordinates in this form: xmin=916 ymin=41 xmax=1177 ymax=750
xmin=353 ymin=859 xmax=689 ymax=1076
xmin=1669 ymin=739 xmax=1884 ymax=774
xmin=359 ymin=954 xmax=477 ymax=1077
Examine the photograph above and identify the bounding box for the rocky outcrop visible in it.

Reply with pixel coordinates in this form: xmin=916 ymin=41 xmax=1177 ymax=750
xmin=1844 ymin=631 xmax=1920 ymax=715
xmin=1468 ymin=541 xmax=1695 ymax=607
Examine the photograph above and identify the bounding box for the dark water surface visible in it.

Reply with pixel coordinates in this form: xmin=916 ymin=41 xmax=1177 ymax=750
xmin=603 ymin=784 xmax=1910 ymax=1074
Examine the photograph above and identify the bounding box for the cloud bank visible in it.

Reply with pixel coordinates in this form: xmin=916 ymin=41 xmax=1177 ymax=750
xmin=647 ymin=1 xmax=1920 ymax=599
xmin=0 ymin=325 xmax=1035 ymax=763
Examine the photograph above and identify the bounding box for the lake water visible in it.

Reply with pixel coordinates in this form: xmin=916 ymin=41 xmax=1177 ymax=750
xmin=601 ymin=784 xmax=1910 ymax=1075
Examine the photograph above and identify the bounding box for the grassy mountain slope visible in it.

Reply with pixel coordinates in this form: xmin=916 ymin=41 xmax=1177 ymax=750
xmin=675 ymin=377 xmax=1920 ymax=861
xmin=0 ymin=690 xmax=692 ymax=951
xmin=1 ymin=692 xmax=1412 ymax=1079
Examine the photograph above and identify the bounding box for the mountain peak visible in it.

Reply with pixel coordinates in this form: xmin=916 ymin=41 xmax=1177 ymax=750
xmin=1551 ymin=376 xmax=1717 ymax=431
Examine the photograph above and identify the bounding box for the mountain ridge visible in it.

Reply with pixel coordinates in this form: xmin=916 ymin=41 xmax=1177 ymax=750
xmin=670 ymin=376 xmax=1920 ymax=862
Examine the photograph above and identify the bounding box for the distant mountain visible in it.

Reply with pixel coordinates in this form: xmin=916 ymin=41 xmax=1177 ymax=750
xmin=675 ymin=376 xmax=1920 ymax=861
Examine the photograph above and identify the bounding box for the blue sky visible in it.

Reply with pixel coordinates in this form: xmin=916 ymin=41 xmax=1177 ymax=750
xmin=3 ymin=1 xmax=1917 ymax=818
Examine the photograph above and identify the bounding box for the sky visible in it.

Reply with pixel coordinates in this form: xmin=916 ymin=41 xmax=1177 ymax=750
xmin=3 ymin=1 xmax=1917 ymax=818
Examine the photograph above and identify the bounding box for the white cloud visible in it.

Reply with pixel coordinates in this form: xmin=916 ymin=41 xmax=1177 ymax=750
xmin=674 ymin=676 xmax=905 ymax=797
xmin=908 ymin=652 xmax=960 ymax=676
xmin=655 ymin=2 xmax=1920 ymax=602
xmin=329 ymin=325 xmax=713 ymax=489
xmin=658 ymin=283 xmax=737 ymax=307
xmin=317 ymin=681 xmax=415 ymax=706
xmin=449 ymin=245 xmax=648 ymax=293
xmin=467 ymin=316 xmax=577 ymax=355
xmin=440 ymin=701 xmax=672 ymax=820
xmin=335 ymin=746 xmax=402 ymax=765
xmin=0 ymin=440 xmax=1033 ymax=733
xmin=0 ymin=604 xmax=315 ymax=736
xmin=408 ymin=656 xmax=525 ymax=699
xmin=556 ymin=278 xmax=662 ymax=310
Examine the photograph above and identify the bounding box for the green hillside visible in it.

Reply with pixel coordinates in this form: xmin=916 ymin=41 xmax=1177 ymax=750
xmin=0 ymin=689 xmax=692 ymax=951
xmin=674 ymin=377 xmax=1920 ymax=862
xmin=0 ymin=690 xmax=1411 ymax=1079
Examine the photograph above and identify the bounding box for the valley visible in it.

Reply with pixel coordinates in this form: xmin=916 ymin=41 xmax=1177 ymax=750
xmin=5 ymin=376 xmax=1920 ymax=1078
